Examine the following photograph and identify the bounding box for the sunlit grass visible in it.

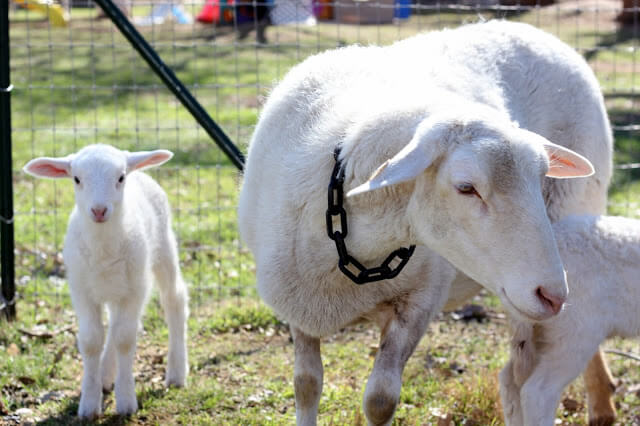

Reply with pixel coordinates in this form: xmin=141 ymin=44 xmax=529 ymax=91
xmin=4 ymin=3 xmax=640 ymax=425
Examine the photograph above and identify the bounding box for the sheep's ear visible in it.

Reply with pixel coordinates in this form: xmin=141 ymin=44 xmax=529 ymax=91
xmin=126 ymin=149 xmax=173 ymax=172
xmin=346 ymin=120 xmax=448 ymax=197
xmin=23 ymin=156 xmax=73 ymax=179
xmin=543 ymin=141 xmax=594 ymax=179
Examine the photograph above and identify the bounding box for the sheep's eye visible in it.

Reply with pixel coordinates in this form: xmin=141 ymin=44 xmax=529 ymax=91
xmin=74 ymin=176 xmax=80 ymax=184
xmin=456 ymin=182 xmax=479 ymax=197
xmin=118 ymin=175 xmax=124 ymax=183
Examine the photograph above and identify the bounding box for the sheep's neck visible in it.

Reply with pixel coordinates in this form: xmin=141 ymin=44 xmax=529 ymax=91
xmin=328 ymin=147 xmax=416 ymax=285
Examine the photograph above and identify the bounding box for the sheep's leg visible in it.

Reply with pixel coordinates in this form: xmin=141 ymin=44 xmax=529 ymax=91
xmin=584 ymin=349 xmax=616 ymax=426
xmin=364 ymin=293 xmax=434 ymax=426
xmin=154 ymin=230 xmax=189 ymax=387
xmin=100 ymin=307 xmax=117 ymax=392
xmin=499 ymin=359 xmax=524 ymax=426
xmin=73 ymin=295 xmax=105 ymax=419
xmin=109 ymin=302 xmax=143 ymax=415
xmin=291 ymin=327 xmax=323 ymax=426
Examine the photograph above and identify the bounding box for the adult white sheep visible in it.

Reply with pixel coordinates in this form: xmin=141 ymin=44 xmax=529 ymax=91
xmin=239 ymin=21 xmax=613 ymax=425
xmin=23 ymin=144 xmax=189 ymax=419
xmin=500 ymin=214 xmax=640 ymax=426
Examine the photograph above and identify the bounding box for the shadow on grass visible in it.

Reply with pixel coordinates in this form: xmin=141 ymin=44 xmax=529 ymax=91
xmin=196 ymin=335 xmax=291 ymax=371
xmin=36 ymin=387 xmax=168 ymax=425
xmin=584 ymin=24 xmax=640 ymax=61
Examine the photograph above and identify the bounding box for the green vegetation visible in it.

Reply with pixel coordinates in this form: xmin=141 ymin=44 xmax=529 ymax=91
xmin=3 ymin=3 xmax=640 ymax=424
xmin=3 ymin=291 xmax=640 ymax=424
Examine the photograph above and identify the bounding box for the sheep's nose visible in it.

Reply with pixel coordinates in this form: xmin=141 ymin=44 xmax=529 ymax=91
xmin=535 ymin=286 xmax=565 ymax=315
xmin=91 ymin=206 xmax=108 ymax=222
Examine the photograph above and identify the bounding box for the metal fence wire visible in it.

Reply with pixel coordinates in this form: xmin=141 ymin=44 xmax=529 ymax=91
xmin=2 ymin=0 xmax=640 ymax=318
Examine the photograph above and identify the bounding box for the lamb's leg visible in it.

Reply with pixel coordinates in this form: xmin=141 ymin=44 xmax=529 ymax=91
xmin=499 ymin=359 xmax=524 ymax=426
xmin=520 ymin=375 xmax=565 ymax=426
xmin=521 ymin=345 xmax=596 ymax=426
xmin=100 ymin=310 xmax=116 ymax=393
xmin=109 ymin=302 xmax=143 ymax=415
xmin=584 ymin=349 xmax=616 ymax=426
xmin=363 ymin=291 xmax=436 ymax=426
xmin=291 ymin=327 xmax=323 ymax=426
xmin=154 ymin=234 xmax=189 ymax=387
xmin=73 ymin=295 xmax=105 ymax=419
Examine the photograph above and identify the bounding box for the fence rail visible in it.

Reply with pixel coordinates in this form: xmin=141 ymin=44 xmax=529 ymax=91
xmin=1 ymin=0 xmax=16 ymax=321
xmin=92 ymin=0 xmax=245 ymax=170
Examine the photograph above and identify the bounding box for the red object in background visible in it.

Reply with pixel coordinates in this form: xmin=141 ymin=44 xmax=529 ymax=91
xmin=197 ymin=0 xmax=254 ymax=24
xmin=196 ymin=0 xmax=220 ymax=23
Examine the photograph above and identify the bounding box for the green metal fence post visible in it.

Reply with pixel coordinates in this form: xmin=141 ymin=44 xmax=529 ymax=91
xmin=0 ymin=0 xmax=16 ymax=321
xmin=92 ymin=0 xmax=246 ymax=171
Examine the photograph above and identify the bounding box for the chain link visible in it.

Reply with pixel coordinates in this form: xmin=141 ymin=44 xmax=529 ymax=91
xmin=326 ymin=147 xmax=415 ymax=285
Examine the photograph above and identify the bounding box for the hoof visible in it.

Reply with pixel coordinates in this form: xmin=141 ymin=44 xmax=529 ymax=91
xmin=116 ymin=398 xmax=138 ymax=416
xmin=77 ymin=402 xmax=102 ymax=420
xmin=364 ymin=392 xmax=397 ymax=426
xmin=165 ymin=376 xmax=186 ymax=388
xmin=165 ymin=359 xmax=188 ymax=388
xmin=78 ymin=391 xmax=103 ymax=419
xmin=165 ymin=364 xmax=187 ymax=388
xmin=589 ymin=415 xmax=615 ymax=426
xmin=77 ymin=411 xmax=100 ymax=421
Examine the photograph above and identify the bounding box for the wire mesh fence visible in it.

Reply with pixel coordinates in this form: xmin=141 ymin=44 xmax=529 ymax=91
xmin=4 ymin=0 xmax=640 ymax=317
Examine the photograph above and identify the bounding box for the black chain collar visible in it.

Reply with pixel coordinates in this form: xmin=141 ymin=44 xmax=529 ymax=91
xmin=326 ymin=147 xmax=416 ymax=285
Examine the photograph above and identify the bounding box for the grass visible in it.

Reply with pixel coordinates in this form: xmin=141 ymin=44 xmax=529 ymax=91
xmin=3 ymin=1 xmax=640 ymax=424
xmin=3 ymin=291 xmax=640 ymax=424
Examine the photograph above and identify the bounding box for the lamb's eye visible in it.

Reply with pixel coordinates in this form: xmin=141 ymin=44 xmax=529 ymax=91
xmin=118 ymin=175 xmax=124 ymax=183
xmin=456 ymin=182 xmax=479 ymax=197
xmin=74 ymin=176 xmax=80 ymax=184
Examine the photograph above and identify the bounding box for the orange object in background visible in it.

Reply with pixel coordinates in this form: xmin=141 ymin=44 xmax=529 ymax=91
xmin=314 ymin=0 xmax=333 ymax=20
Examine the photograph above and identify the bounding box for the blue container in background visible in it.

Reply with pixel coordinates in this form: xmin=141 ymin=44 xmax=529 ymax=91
xmin=394 ymin=0 xmax=411 ymax=19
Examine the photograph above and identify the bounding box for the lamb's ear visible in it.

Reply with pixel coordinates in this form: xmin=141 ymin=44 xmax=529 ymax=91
xmin=126 ymin=149 xmax=173 ymax=172
xmin=346 ymin=120 xmax=448 ymax=197
xmin=23 ymin=156 xmax=73 ymax=179
xmin=543 ymin=141 xmax=594 ymax=179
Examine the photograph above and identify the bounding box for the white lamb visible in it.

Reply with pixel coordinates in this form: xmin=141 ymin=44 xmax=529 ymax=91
xmin=500 ymin=214 xmax=640 ymax=426
xmin=23 ymin=144 xmax=189 ymax=419
xmin=239 ymin=20 xmax=614 ymax=425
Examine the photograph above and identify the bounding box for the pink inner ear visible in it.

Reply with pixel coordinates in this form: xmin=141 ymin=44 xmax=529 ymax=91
xmin=549 ymin=153 xmax=576 ymax=169
xmin=32 ymin=163 xmax=69 ymax=178
xmin=134 ymin=154 xmax=166 ymax=170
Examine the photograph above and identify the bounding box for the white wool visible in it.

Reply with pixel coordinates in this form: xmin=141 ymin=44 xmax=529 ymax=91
xmin=239 ymin=20 xmax=612 ymax=425
xmin=501 ymin=215 xmax=640 ymax=426
xmin=23 ymin=144 xmax=189 ymax=419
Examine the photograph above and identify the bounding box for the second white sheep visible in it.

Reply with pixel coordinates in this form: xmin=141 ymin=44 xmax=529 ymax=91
xmin=500 ymin=214 xmax=640 ymax=426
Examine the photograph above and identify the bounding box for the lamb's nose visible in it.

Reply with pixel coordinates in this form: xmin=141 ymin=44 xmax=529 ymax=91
xmin=91 ymin=206 xmax=108 ymax=222
xmin=535 ymin=286 xmax=565 ymax=315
